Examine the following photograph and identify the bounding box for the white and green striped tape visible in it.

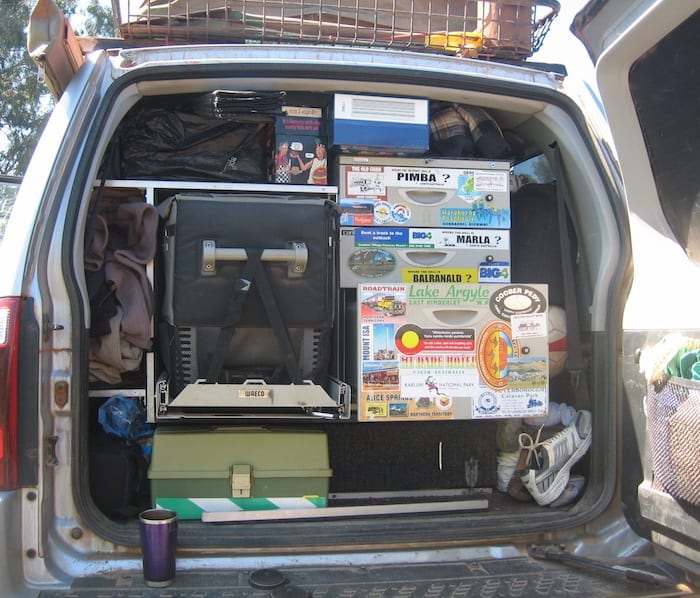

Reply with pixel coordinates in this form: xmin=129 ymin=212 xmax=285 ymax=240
xmin=155 ymin=496 xmax=327 ymax=520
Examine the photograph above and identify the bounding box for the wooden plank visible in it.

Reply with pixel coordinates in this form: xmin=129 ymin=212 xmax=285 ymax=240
xmin=202 ymin=499 xmax=489 ymax=523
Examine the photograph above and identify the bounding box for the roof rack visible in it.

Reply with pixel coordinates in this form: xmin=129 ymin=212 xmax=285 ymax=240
xmin=112 ymin=0 xmax=559 ymax=61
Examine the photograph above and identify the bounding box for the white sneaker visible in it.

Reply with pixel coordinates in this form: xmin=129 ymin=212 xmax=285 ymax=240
xmin=519 ymin=410 xmax=592 ymax=506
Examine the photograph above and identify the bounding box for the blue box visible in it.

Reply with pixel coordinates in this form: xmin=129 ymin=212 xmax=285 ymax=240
xmin=330 ymin=94 xmax=429 ymax=155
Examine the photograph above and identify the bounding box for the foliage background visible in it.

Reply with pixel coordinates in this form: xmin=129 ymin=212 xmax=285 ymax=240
xmin=0 ymin=0 xmax=115 ymax=176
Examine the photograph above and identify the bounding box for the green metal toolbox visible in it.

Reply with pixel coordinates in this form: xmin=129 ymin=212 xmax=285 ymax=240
xmin=149 ymin=427 xmax=332 ymax=519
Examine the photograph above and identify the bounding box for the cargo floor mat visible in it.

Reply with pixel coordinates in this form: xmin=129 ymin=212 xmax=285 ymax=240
xmin=37 ymin=555 xmax=693 ymax=597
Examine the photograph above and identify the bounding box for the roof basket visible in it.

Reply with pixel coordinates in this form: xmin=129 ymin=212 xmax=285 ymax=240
xmin=112 ymin=0 xmax=559 ymax=61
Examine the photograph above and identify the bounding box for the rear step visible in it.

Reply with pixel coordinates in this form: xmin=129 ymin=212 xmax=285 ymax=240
xmin=37 ymin=554 xmax=693 ymax=597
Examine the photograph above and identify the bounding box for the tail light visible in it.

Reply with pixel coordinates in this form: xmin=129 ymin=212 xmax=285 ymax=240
xmin=0 ymin=297 xmax=21 ymax=490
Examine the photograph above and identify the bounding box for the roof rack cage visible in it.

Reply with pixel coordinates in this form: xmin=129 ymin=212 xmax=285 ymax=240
xmin=112 ymin=0 xmax=559 ymax=60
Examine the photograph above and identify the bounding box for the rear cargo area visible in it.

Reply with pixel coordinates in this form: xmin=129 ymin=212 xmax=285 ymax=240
xmin=79 ymin=74 xmax=601 ymax=543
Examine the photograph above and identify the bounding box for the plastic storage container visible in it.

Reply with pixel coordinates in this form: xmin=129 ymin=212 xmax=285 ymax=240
xmin=149 ymin=427 xmax=333 ymax=519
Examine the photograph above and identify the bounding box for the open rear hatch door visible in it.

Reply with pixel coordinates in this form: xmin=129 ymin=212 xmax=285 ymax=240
xmin=574 ymin=0 xmax=700 ymax=577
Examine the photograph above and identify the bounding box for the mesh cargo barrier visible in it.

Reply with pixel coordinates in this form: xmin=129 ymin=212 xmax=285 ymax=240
xmin=646 ymin=378 xmax=700 ymax=505
xmin=112 ymin=0 xmax=560 ymax=60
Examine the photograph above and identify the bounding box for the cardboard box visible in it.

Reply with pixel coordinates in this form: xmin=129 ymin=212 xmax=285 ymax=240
xmin=149 ymin=427 xmax=332 ymax=519
xmin=357 ymin=282 xmax=549 ymax=422
xmin=338 ymin=156 xmax=511 ymax=228
xmin=482 ymin=1 xmax=533 ymax=55
xmin=340 ymin=226 xmax=511 ymax=288
xmin=330 ymin=94 xmax=429 ymax=155
xmin=274 ymin=106 xmax=327 ymax=185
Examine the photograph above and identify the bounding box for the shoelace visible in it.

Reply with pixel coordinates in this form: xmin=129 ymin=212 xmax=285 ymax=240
xmin=518 ymin=425 xmax=545 ymax=470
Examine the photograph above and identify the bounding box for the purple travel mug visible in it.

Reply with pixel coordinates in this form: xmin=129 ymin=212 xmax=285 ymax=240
xmin=139 ymin=508 xmax=177 ymax=587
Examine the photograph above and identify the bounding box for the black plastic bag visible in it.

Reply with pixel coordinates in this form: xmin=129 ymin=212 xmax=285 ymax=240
xmin=118 ymin=106 xmax=272 ymax=182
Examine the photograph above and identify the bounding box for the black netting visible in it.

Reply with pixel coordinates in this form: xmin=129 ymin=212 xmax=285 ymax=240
xmin=646 ymin=378 xmax=700 ymax=505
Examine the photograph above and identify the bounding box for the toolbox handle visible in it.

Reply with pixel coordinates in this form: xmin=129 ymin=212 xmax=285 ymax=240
xmin=201 ymin=240 xmax=308 ymax=277
xmin=231 ymin=464 xmax=252 ymax=498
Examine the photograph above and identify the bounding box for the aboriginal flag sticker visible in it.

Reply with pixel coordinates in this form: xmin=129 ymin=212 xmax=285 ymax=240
xmin=395 ymin=323 xmax=475 ymax=355
xmin=394 ymin=324 xmax=424 ymax=355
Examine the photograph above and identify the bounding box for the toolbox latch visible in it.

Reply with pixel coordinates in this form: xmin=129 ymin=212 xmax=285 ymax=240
xmin=231 ymin=464 xmax=252 ymax=498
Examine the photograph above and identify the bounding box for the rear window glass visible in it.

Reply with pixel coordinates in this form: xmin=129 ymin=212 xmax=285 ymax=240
xmin=512 ymin=153 xmax=554 ymax=186
xmin=629 ymin=10 xmax=700 ymax=264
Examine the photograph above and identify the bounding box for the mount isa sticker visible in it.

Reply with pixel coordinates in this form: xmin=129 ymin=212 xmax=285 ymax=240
xmin=489 ymin=284 xmax=547 ymax=320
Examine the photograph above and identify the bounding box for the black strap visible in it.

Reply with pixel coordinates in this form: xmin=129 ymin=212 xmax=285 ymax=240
xmin=550 ymin=141 xmax=590 ymax=408
xmin=205 ymin=249 xmax=304 ymax=385
xmin=206 ymin=249 xmax=263 ymax=383
xmin=254 ymin=263 xmax=304 ymax=385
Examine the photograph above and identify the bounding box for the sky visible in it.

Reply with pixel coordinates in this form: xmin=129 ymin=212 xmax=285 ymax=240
xmin=530 ymin=0 xmax=596 ymax=85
